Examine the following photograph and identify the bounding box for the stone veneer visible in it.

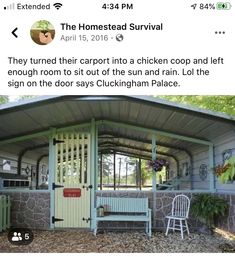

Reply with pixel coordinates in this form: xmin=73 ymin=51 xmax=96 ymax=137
xmin=96 ymin=191 xmax=235 ymax=233
xmin=0 ymin=190 xmax=234 ymax=233
xmin=0 ymin=191 xmax=50 ymax=229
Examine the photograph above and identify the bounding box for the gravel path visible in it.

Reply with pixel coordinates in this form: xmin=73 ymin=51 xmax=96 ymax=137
xmin=0 ymin=229 xmax=234 ymax=253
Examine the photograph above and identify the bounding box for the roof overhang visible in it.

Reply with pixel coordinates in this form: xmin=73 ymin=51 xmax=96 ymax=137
xmin=0 ymin=95 xmax=234 ymax=159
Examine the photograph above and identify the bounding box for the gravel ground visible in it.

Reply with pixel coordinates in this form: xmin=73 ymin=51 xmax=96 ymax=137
xmin=0 ymin=229 xmax=234 ymax=253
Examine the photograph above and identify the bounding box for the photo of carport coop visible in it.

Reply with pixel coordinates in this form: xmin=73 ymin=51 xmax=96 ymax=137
xmin=0 ymin=95 xmax=234 ymax=252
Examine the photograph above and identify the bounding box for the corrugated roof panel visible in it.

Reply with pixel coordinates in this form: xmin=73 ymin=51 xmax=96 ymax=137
xmin=108 ymin=101 xmax=121 ymax=120
xmin=64 ymin=101 xmax=86 ymax=121
xmin=128 ymin=102 xmax=142 ymax=123
xmin=73 ymin=101 xmax=95 ymax=120
xmin=152 ymin=109 xmax=175 ymax=128
xmin=0 ymin=96 xmax=234 ymax=159
xmin=196 ymin=122 xmax=232 ymax=139
xmin=23 ymin=103 xmax=65 ymax=127
xmin=88 ymin=101 xmax=103 ymax=120
xmin=99 ymin=101 xmax=111 ymax=118
xmin=0 ymin=111 xmax=41 ymax=135
xmin=119 ymin=100 xmax=129 ymax=121
xmin=135 ymin=105 xmax=155 ymax=126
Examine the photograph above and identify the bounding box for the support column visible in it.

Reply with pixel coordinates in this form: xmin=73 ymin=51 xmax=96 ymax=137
xmin=90 ymin=119 xmax=96 ymax=230
xmin=100 ymin=153 xmax=103 ymax=190
xmin=49 ymin=128 xmax=57 ymax=229
xmin=113 ymin=152 xmax=116 ymax=190
xmin=95 ymin=123 xmax=98 ymax=190
xmin=139 ymin=158 xmax=142 ymax=190
xmin=209 ymin=144 xmax=215 ymax=192
xmin=152 ymin=135 xmax=157 ymax=229
xmin=152 ymin=134 xmax=157 ymax=191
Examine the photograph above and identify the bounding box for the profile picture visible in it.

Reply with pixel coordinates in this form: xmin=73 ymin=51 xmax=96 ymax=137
xmin=30 ymin=20 xmax=55 ymax=45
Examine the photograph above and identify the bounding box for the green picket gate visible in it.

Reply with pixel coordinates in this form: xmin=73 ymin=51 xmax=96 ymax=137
xmin=0 ymin=195 xmax=10 ymax=232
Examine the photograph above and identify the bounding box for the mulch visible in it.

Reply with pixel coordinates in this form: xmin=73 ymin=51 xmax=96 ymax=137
xmin=0 ymin=229 xmax=234 ymax=253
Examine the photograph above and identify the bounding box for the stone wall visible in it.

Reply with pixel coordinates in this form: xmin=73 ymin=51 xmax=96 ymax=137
xmin=96 ymin=191 xmax=235 ymax=233
xmin=0 ymin=191 xmax=50 ymax=229
xmin=1 ymin=190 xmax=234 ymax=233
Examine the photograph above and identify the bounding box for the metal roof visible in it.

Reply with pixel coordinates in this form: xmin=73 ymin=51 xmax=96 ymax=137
xmin=0 ymin=95 xmax=234 ymax=160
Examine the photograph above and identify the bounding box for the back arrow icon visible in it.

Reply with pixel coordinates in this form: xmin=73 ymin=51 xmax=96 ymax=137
xmin=12 ymin=27 xmax=18 ymax=38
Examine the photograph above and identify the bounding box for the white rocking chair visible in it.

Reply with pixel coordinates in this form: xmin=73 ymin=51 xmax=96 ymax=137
xmin=165 ymin=194 xmax=190 ymax=239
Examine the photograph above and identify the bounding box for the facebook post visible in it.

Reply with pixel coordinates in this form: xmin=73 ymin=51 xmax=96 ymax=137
xmin=0 ymin=0 xmax=234 ymax=255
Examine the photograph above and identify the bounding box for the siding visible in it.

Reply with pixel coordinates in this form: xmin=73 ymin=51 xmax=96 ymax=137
xmin=213 ymin=131 xmax=235 ymax=193
xmin=0 ymin=150 xmax=48 ymax=189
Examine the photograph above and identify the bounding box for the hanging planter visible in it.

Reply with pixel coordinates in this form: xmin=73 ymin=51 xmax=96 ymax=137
xmin=214 ymin=156 xmax=235 ymax=183
xmin=147 ymin=159 xmax=168 ymax=172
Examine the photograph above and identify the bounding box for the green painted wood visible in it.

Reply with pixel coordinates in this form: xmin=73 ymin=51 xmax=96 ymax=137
xmin=94 ymin=197 xmax=152 ymax=237
xmin=152 ymin=135 xmax=157 ymax=192
xmin=49 ymin=129 xmax=57 ymax=229
xmin=0 ymin=130 xmax=51 ymax=146
xmin=97 ymin=197 xmax=148 ymax=213
xmin=0 ymin=196 xmax=2 ymax=232
xmin=90 ymin=119 xmax=96 ymax=230
xmin=2 ymin=196 xmax=6 ymax=230
xmin=56 ymin=123 xmax=91 ymax=133
xmin=0 ymin=123 xmax=91 ymax=146
xmin=95 ymin=123 xmax=98 ymax=191
xmin=96 ymin=215 xmax=149 ymax=221
xmin=209 ymin=145 xmax=216 ymax=192
xmin=7 ymin=196 xmax=10 ymax=228
xmin=0 ymin=195 xmax=10 ymax=232
xmin=98 ymin=120 xmax=213 ymax=146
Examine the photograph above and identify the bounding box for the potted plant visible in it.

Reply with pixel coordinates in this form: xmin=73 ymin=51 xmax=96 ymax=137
xmin=147 ymin=159 xmax=168 ymax=172
xmin=215 ymin=156 xmax=235 ymax=183
xmin=191 ymin=194 xmax=229 ymax=234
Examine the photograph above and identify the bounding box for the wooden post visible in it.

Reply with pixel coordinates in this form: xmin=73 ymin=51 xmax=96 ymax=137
xmin=95 ymin=124 xmax=98 ymax=190
xmin=139 ymin=158 xmax=142 ymax=190
xmin=135 ymin=160 xmax=138 ymax=189
xmin=49 ymin=128 xmax=56 ymax=229
xmin=90 ymin=119 xmax=96 ymax=230
xmin=0 ymin=196 xmax=3 ymax=232
xmin=113 ymin=152 xmax=116 ymax=190
xmin=118 ymin=157 xmax=121 ymax=189
xmin=100 ymin=153 xmax=103 ymax=190
xmin=126 ymin=162 xmax=128 ymax=187
xmin=152 ymin=134 xmax=157 ymax=192
xmin=152 ymin=135 xmax=157 ymax=227
xmin=209 ymin=145 xmax=215 ymax=192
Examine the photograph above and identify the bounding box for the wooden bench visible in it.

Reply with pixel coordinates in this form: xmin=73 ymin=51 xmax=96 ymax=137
xmin=93 ymin=197 xmax=152 ymax=237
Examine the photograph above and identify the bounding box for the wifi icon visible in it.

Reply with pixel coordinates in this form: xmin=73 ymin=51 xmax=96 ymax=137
xmin=53 ymin=3 xmax=63 ymax=10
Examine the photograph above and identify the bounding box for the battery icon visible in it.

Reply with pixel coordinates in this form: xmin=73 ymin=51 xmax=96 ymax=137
xmin=216 ymin=2 xmax=232 ymax=10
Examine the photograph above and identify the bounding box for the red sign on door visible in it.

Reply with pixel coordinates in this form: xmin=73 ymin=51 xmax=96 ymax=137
xmin=63 ymin=188 xmax=81 ymax=197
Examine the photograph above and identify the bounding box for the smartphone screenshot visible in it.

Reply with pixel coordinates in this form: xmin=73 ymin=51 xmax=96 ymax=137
xmin=0 ymin=0 xmax=234 ymax=255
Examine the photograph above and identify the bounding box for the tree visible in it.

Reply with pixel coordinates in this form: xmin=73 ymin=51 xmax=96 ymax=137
xmin=99 ymin=154 xmax=114 ymax=185
xmin=141 ymin=160 xmax=152 ymax=186
xmin=0 ymin=96 xmax=9 ymax=104
xmin=158 ymin=96 xmax=235 ymax=116
xmin=17 ymin=95 xmax=35 ymax=100
xmin=0 ymin=95 xmax=36 ymax=105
